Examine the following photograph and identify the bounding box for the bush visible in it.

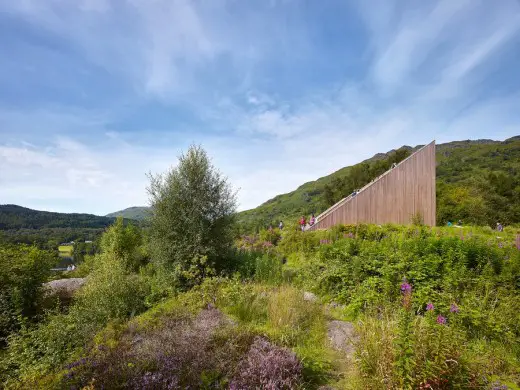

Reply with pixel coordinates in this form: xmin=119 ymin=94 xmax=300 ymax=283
xmin=99 ymin=217 xmax=147 ymax=271
xmin=0 ymin=245 xmax=56 ymax=346
xmin=255 ymin=254 xmax=284 ymax=285
xmin=230 ymin=337 xmax=303 ymax=390
xmin=72 ymin=253 xmax=149 ymax=327
xmin=60 ymin=308 xmax=255 ymax=389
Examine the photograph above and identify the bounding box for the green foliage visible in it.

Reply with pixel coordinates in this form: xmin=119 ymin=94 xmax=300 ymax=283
xmin=254 ymin=254 xmax=284 ymax=285
xmin=259 ymin=227 xmax=282 ymax=245
xmin=147 ymin=145 xmax=237 ymax=289
xmin=0 ymin=245 xmax=56 ymax=346
xmin=100 ymin=217 xmax=146 ymax=271
xmin=1 ymin=223 xmax=151 ymax=385
xmin=282 ymin=224 xmax=520 ymax=386
xmin=72 ymin=254 xmax=149 ymax=327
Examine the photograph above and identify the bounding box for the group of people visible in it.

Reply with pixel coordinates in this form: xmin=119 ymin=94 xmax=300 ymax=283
xmin=447 ymin=220 xmax=505 ymax=232
xmin=299 ymin=214 xmax=316 ymax=231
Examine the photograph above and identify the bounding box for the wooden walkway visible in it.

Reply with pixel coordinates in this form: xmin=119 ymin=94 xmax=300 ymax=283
xmin=308 ymin=141 xmax=436 ymax=230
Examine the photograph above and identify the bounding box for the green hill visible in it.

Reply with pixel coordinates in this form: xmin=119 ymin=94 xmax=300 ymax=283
xmin=238 ymin=136 xmax=520 ymax=231
xmin=106 ymin=206 xmax=150 ymax=221
xmin=0 ymin=205 xmax=116 ymax=230
xmin=0 ymin=205 xmax=130 ymax=248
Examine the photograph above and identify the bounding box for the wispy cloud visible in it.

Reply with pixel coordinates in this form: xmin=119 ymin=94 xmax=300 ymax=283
xmin=364 ymin=0 xmax=520 ymax=97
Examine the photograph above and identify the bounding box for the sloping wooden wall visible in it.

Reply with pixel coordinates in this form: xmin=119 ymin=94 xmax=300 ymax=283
xmin=310 ymin=141 xmax=436 ymax=229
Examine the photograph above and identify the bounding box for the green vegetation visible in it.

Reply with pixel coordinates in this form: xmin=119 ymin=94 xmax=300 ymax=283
xmin=238 ymin=136 xmax=520 ymax=232
xmin=0 ymin=245 xmax=57 ymax=346
xmin=1 ymin=142 xmax=520 ymax=389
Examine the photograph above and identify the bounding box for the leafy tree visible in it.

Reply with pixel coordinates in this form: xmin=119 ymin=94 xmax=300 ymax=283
xmin=99 ymin=217 xmax=145 ymax=271
xmin=147 ymin=145 xmax=237 ymax=288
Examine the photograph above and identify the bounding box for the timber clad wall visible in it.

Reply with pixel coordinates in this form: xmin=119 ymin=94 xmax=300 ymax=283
xmin=311 ymin=141 xmax=436 ymax=229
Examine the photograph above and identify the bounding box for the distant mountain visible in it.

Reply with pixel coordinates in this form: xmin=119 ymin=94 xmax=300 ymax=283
xmin=237 ymin=136 xmax=520 ymax=230
xmin=0 ymin=205 xmax=116 ymax=230
xmin=106 ymin=207 xmax=150 ymax=221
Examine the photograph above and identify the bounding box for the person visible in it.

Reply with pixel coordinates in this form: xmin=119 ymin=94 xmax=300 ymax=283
xmin=299 ymin=215 xmax=306 ymax=231
xmin=457 ymin=220 xmax=463 ymax=226
xmin=309 ymin=214 xmax=316 ymax=226
xmin=496 ymin=222 xmax=503 ymax=232
xmin=279 ymin=221 xmax=284 ymax=230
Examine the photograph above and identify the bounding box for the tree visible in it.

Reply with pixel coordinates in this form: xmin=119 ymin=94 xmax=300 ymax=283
xmin=147 ymin=145 xmax=237 ymax=288
xmin=99 ymin=217 xmax=145 ymax=271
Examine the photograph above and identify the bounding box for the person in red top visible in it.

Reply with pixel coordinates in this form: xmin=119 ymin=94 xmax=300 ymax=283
xmin=299 ymin=216 xmax=306 ymax=231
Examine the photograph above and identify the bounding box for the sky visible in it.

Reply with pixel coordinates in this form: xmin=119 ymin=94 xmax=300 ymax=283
xmin=1 ymin=0 xmax=520 ymax=215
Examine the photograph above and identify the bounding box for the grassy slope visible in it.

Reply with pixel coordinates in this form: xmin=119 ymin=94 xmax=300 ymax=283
xmin=238 ymin=136 xmax=520 ymax=230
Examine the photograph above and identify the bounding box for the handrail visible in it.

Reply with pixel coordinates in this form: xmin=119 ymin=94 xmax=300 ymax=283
xmin=314 ymin=141 xmax=435 ymax=225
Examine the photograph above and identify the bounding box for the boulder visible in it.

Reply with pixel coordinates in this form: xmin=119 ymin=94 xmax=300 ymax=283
xmin=303 ymin=291 xmax=318 ymax=302
xmin=327 ymin=320 xmax=357 ymax=358
xmin=43 ymin=278 xmax=86 ymax=300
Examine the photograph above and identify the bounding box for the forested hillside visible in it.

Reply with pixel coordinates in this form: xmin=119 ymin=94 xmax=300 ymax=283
xmin=0 ymin=205 xmax=124 ymax=248
xmin=238 ymin=136 xmax=520 ymax=231
xmin=0 ymin=205 xmax=115 ymax=229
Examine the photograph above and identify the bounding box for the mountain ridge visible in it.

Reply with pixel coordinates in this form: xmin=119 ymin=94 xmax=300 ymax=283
xmin=106 ymin=206 xmax=150 ymax=220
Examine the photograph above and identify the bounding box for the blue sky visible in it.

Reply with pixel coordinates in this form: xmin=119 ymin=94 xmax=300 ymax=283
xmin=1 ymin=0 xmax=520 ymax=215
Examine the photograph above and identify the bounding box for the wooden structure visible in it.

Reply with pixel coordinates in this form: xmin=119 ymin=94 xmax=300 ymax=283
xmin=309 ymin=141 xmax=436 ymax=229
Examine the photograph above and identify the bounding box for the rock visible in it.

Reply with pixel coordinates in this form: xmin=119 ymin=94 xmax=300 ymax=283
xmin=43 ymin=278 xmax=86 ymax=299
xmin=327 ymin=320 xmax=357 ymax=358
xmin=328 ymin=301 xmax=346 ymax=310
xmin=303 ymin=291 xmax=318 ymax=302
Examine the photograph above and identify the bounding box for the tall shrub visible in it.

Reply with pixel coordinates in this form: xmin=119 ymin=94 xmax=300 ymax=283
xmin=147 ymin=145 xmax=237 ymax=288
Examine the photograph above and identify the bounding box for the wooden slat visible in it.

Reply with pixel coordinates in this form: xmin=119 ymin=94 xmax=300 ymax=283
xmin=310 ymin=141 xmax=436 ymax=229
